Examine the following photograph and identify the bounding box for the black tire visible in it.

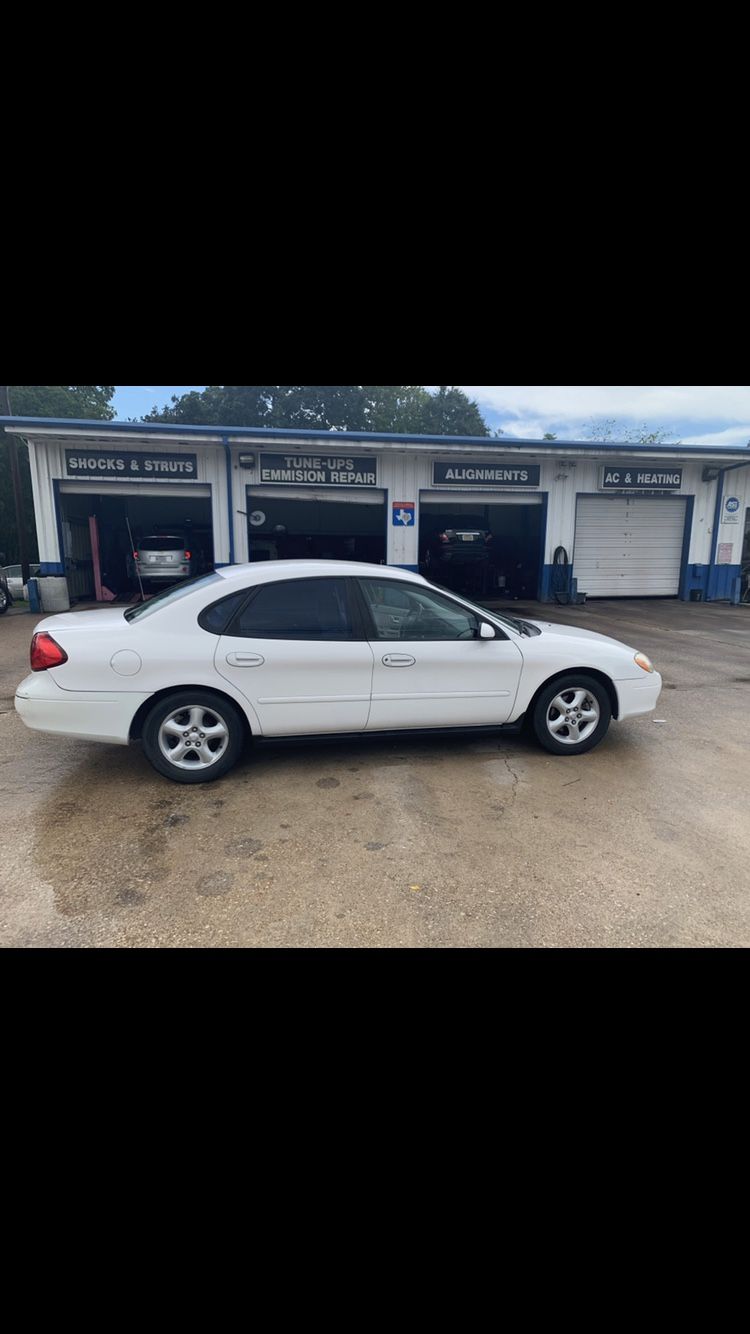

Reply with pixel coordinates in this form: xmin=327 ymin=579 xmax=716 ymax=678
xmin=0 ymin=586 xmax=9 ymax=614
xmin=141 ymin=690 xmax=246 ymax=783
xmin=532 ymin=674 xmax=611 ymax=756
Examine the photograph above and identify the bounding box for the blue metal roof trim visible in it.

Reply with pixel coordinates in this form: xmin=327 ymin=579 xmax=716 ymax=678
xmin=2 ymin=416 xmax=749 ymax=456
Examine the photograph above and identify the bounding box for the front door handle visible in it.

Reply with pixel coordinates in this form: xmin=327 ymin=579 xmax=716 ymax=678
xmin=382 ymin=653 xmax=416 ymax=667
xmin=225 ymin=652 xmax=265 ymax=667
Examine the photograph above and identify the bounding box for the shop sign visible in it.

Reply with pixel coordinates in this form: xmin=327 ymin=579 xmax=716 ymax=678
xmin=717 ymin=543 xmax=734 ymax=564
xmin=259 ymin=453 xmax=377 ymax=486
xmin=600 ymin=466 xmax=682 ymax=491
xmin=432 ymin=461 xmax=540 ymax=486
xmin=722 ymin=496 xmax=741 ymax=524
xmin=65 ymin=449 xmax=197 ymax=479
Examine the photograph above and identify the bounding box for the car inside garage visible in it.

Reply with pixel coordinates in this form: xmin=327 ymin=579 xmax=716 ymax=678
xmin=246 ymin=488 xmax=387 ymax=565
xmin=418 ymin=493 xmax=544 ymax=599
xmin=58 ymin=486 xmax=214 ymax=599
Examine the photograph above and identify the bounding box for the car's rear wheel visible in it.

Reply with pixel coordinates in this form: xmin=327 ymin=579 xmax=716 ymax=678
xmin=0 ymin=586 xmax=9 ymax=614
xmin=532 ymin=674 xmax=611 ymax=755
xmin=142 ymin=691 xmax=245 ymax=783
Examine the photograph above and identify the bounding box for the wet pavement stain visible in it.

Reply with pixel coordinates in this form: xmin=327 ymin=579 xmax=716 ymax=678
xmin=115 ymin=886 xmax=147 ymax=906
xmin=196 ymin=872 xmax=234 ymax=897
xmin=225 ymin=838 xmax=264 ymax=857
xmin=316 ymin=777 xmax=340 ymax=789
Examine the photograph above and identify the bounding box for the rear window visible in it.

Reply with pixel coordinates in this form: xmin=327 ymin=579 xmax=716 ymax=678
xmin=138 ymin=537 xmax=186 ymax=551
xmin=124 ymin=572 xmax=223 ymax=622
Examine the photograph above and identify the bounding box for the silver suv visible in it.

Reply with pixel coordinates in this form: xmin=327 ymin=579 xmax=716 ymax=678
xmin=133 ymin=536 xmax=198 ymax=586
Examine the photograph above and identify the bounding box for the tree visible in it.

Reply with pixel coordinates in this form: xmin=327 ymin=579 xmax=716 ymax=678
xmin=0 ymin=387 xmax=115 ymax=566
xmin=145 ymin=385 xmax=491 ymax=437
xmin=419 ymin=386 xmax=489 ymax=437
xmin=543 ymin=432 xmax=557 ymax=440
xmin=144 ymin=386 xmax=370 ymax=431
xmin=582 ymin=417 xmax=680 ymax=445
xmin=362 ymin=386 xmax=431 ymax=434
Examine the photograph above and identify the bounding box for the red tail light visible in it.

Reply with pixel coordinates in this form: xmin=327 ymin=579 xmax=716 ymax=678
xmin=133 ymin=551 xmax=139 ymax=560
xmin=439 ymin=533 xmax=450 ymax=543
xmin=184 ymin=550 xmax=191 ymax=560
xmin=30 ymin=632 xmax=68 ymax=672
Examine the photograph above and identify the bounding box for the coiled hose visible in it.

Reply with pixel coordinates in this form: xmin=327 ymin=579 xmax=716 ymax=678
xmin=551 ymin=546 xmax=570 ymax=604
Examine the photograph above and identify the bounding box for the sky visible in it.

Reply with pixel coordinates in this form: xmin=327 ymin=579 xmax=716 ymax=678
xmin=112 ymin=386 xmax=750 ymax=449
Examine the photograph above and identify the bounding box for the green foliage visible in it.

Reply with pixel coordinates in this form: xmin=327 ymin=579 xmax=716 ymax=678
xmin=9 ymin=386 xmax=116 ymax=421
xmin=414 ymin=386 xmax=489 ymax=437
xmin=362 ymin=386 xmax=431 ymax=434
xmin=145 ymin=385 xmax=490 ymax=437
xmin=1 ymin=387 xmax=115 ymax=563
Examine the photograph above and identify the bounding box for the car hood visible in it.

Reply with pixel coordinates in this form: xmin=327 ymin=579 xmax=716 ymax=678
xmin=520 ymin=619 xmax=635 ymax=651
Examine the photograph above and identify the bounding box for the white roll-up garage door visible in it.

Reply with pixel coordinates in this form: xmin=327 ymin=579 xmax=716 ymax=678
xmin=574 ymin=496 xmax=687 ymax=596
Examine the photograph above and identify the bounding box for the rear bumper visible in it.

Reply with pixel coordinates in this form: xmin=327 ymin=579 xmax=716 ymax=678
xmin=137 ymin=569 xmax=190 ymax=581
xmin=15 ymin=673 xmax=150 ymax=745
xmin=438 ymin=552 xmax=491 ymax=565
xmin=614 ymin=672 xmax=663 ymax=720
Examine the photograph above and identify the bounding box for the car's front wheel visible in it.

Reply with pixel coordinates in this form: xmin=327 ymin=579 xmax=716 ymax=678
xmin=0 ymin=586 xmax=9 ymax=614
xmin=142 ymin=691 xmax=246 ymax=783
xmin=532 ymin=674 xmax=611 ymax=755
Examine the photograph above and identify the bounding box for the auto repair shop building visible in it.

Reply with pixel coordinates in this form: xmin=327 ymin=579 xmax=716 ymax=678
xmin=2 ymin=415 xmax=750 ymax=605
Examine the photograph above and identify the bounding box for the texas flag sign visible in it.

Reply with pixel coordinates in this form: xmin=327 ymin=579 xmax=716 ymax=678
xmin=392 ymin=501 xmax=415 ymax=526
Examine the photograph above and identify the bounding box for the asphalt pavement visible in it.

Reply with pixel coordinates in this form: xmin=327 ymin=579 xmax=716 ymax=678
xmin=1 ymin=597 xmax=749 ymax=947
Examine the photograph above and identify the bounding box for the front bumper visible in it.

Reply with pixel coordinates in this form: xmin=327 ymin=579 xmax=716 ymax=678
xmin=614 ymin=671 xmax=663 ymax=720
xmin=15 ymin=673 xmax=151 ymax=745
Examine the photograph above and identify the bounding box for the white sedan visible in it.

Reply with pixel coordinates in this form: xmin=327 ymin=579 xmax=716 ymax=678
xmin=15 ymin=560 xmax=662 ymax=783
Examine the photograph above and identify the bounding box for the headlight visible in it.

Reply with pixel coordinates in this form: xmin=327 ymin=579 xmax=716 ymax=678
xmin=634 ymin=652 xmax=654 ymax=673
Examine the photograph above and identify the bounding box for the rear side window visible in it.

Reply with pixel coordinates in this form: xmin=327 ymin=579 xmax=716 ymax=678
xmin=230 ymin=578 xmax=354 ymax=640
xmin=198 ymin=591 xmax=250 ymax=635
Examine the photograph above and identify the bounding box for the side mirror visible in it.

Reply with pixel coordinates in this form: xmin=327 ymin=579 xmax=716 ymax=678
xmin=479 ymin=621 xmax=496 ymax=640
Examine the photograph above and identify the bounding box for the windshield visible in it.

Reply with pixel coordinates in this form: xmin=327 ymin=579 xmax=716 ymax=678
xmin=423 ymin=578 xmax=532 ymax=636
xmin=124 ymin=572 xmax=223 ymax=622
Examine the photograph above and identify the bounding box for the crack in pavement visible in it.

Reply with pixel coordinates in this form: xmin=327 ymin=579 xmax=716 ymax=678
xmin=499 ymin=750 xmax=520 ymax=804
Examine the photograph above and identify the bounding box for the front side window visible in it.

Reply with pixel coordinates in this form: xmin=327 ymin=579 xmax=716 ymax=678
xmin=229 ymin=578 xmax=354 ymax=640
xmin=358 ymin=579 xmax=479 ymax=641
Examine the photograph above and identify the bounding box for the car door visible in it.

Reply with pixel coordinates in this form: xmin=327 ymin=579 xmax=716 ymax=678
xmin=356 ymin=577 xmax=524 ymax=730
xmin=214 ymin=576 xmax=374 ymax=735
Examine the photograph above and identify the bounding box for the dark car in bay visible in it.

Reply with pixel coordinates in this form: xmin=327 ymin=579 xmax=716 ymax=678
xmin=422 ymin=519 xmax=493 ymax=572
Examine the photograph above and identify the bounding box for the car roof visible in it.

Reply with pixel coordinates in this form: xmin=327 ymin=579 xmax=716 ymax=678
xmin=215 ymin=559 xmax=429 ymax=587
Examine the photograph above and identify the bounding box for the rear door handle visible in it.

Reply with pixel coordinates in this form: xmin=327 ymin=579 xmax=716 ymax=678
xmin=382 ymin=654 xmax=416 ymax=667
xmin=225 ymin=652 xmax=265 ymax=667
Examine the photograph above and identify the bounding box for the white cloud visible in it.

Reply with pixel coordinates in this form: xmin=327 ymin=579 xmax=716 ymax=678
xmin=459 ymin=385 xmax=750 ymax=428
xmin=680 ymin=424 xmax=750 ymax=448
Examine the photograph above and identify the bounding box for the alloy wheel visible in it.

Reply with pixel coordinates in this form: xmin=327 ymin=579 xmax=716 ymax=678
xmin=158 ymin=704 xmax=230 ymax=771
